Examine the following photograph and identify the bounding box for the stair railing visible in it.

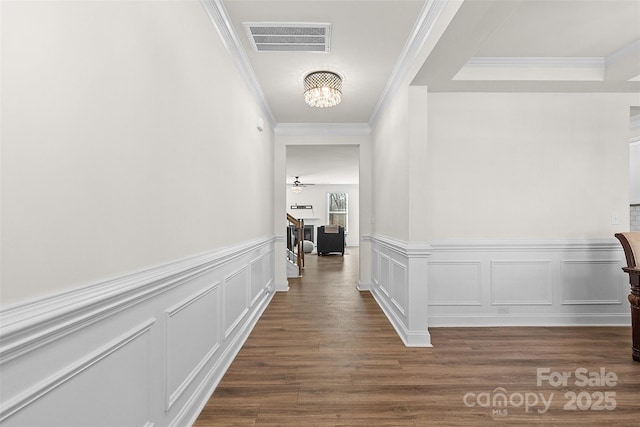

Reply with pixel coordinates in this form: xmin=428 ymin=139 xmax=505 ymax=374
xmin=286 ymin=213 xmax=304 ymax=276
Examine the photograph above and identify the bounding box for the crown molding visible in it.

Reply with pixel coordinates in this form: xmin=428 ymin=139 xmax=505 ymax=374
xmin=368 ymin=0 xmax=448 ymax=129
xmin=606 ymin=40 xmax=640 ymax=65
xmin=465 ymin=57 xmax=605 ymax=68
xmin=454 ymin=56 xmax=607 ymax=82
xmin=274 ymin=123 xmax=371 ymax=136
xmin=200 ymin=0 xmax=277 ymax=130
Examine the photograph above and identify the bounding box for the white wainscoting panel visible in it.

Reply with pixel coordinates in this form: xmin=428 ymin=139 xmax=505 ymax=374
xmin=561 ymin=260 xmax=624 ymax=305
xmin=390 ymin=260 xmax=407 ymax=316
xmin=0 ymin=236 xmax=275 ymax=427
xmin=490 ymin=260 xmax=552 ymax=305
xmin=250 ymin=256 xmax=265 ymax=306
xmin=2 ymin=319 xmax=155 ymax=426
xmin=428 ymin=261 xmax=482 ymax=306
xmin=223 ymin=266 xmax=250 ymax=339
xmin=371 ymin=249 xmax=379 ymax=285
xmin=427 ymin=239 xmax=629 ymax=327
xmin=369 ymin=235 xmax=432 ymax=347
xmin=165 ymin=283 xmax=221 ymax=410
xmin=379 ymin=254 xmax=391 ymax=297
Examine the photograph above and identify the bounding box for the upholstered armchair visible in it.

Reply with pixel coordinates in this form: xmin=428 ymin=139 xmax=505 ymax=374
xmin=316 ymin=225 xmax=345 ymax=256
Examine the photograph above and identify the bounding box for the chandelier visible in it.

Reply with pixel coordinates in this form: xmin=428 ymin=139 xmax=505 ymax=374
xmin=303 ymin=71 xmax=342 ymax=108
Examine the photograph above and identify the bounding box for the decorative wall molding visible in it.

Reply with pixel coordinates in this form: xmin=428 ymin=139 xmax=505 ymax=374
xmin=378 ymin=253 xmax=390 ymax=297
xmin=454 ymin=57 xmax=606 ymax=81
xmin=165 ymin=283 xmax=221 ymax=411
xmin=427 ymin=261 xmax=482 ymax=306
xmin=0 ymin=235 xmax=274 ymax=364
xmin=429 ymin=238 xmax=620 ymax=252
xmin=0 ymin=319 xmax=155 ymax=422
xmin=0 ymin=236 xmax=276 ymax=426
xmin=274 ymin=123 xmax=371 ymax=136
xmin=465 ymin=57 xmax=605 ymax=68
xmin=174 ymin=278 xmax=272 ymax=427
xmin=427 ymin=239 xmax=629 ymax=327
xmin=561 ymin=259 xmax=623 ymax=305
xmin=490 ymin=260 xmax=553 ymax=305
xmin=250 ymin=256 xmax=266 ymax=306
xmin=371 ymin=234 xmax=433 ymax=257
xmin=426 ymin=313 xmax=631 ymax=328
xmin=390 ymin=260 xmax=408 ymax=316
xmin=223 ymin=266 xmax=250 ymax=339
xmin=369 ymin=234 xmax=432 ymax=347
xmin=606 ymin=39 xmax=640 ymax=65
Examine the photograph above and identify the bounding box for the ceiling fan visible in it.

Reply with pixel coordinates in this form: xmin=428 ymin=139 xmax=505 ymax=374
xmin=290 ymin=176 xmax=314 ymax=193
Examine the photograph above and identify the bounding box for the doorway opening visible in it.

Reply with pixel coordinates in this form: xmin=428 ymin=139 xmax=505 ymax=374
xmin=285 ymin=144 xmax=360 ymax=262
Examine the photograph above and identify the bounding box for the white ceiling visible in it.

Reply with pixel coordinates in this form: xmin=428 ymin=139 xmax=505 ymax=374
xmin=223 ymin=0 xmax=424 ymax=124
xmin=413 ymin=0 xmax=640 ymax=92
xmin=220 ymin=0 xmax=640 ymax=183
xmin=286 ymin=145 xmax=359 ymax=185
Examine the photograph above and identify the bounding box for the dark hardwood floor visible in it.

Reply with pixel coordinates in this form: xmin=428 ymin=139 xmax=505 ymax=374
xmin=194 ymin=248 xmax=640 ymax=426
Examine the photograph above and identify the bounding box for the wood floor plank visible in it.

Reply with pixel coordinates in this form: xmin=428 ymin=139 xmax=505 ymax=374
xmin=194 ymin=248 xmax=640 ymax=426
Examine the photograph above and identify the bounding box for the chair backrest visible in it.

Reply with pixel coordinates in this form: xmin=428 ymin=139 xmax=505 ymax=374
xmin=322 ymin=225 xmax=341 ymax=234
xmin=615 ymin=232 xmax=640 ymax=268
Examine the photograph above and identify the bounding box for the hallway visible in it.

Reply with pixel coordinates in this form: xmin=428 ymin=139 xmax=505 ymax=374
xmin=194 ymin=249 xmax=640 ymax=426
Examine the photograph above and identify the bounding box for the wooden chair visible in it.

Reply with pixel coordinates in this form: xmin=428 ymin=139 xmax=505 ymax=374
xmin=614 ymin=232 xmax=640 ymax=362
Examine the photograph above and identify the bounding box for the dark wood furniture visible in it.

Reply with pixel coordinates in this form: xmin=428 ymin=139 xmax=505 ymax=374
xmin=614 ymin=232 xmax=640 ymax=362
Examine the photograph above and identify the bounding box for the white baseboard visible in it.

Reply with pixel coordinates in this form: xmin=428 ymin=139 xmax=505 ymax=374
xmin=275 ymin=281 xmax=290 ymax=292
xmin=370 ymin=285 xmax=432 ymax=347
xmin=428 ymin=313 xmax=632 ymax=328
xmin=356 ymin=281 xmax=371 ymax=291
xmin=0 ymin=236 xmax=276 ymax=426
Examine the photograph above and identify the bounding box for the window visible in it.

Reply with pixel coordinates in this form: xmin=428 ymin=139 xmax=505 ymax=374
xmin=328 ymin=192 xmax=348 ymax=231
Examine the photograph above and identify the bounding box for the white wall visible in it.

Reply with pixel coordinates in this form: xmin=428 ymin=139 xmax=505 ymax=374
xmin=369 ymin=84 xmax=638 ymax=334
xmin=1 ymin=0 xmax=274 ymax=305
xmin=426 ymin=92 xmax=637 ymax=240
xmin=1 ymin=1 xmax=275 ymax=425
xmin=287 ymin=184 xmax=359 ymax=247
xmin=368 ymin=87 xmax=432 ymax=345
xmin=371 ymin=87 xmax=411 ymax=241
xmin=421 ymin=92 xmax=638 ymax=327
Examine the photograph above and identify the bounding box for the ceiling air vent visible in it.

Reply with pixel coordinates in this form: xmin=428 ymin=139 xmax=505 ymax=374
xmin=244 ymin=23 xmax=331 ymax=53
